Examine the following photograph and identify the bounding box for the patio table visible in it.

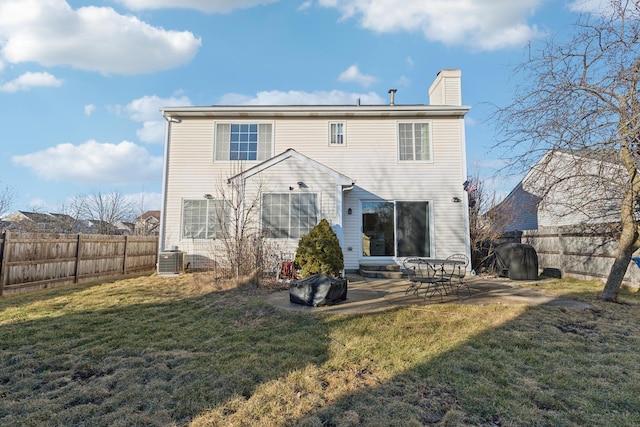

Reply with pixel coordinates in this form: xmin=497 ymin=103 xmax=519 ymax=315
xmin=403 ymin=257 xmax=466 ymax=302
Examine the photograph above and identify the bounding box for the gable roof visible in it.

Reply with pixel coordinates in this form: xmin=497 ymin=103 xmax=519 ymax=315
xmin=136 ymin=210 xmax=161 ymax=221
xmin=521 ymin=148 xmax=622 ymax=191
xmin=14 ymin=211 xmax=53 ymax=222
xmin=227 ymin=148 xmax=355 ymax=187
xmin=496 ymin=148 xmax=629 ymax=231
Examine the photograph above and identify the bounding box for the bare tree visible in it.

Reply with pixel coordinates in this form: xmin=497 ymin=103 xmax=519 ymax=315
xmin=467 ymin=176 xmax=516 ymax=273
xmin=58 ymin=196 xmax=90 ymax=233
xmin=79 ymin=190 xmax=136 ymax=235
xmin=215 ymin=168 xmax=270 ymax=280
xmin=492 ymin=1 xmax=640 ymax=301
xmin=0 ymin=182 xmax=16 ymax=219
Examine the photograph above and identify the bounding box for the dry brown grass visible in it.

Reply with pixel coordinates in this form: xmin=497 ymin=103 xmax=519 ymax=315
xmin=1 ymin=273 xmax=639 ymax=426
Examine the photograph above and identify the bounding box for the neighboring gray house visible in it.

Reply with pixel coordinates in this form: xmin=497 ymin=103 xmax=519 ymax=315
xmin=495 ymin=149 xmax=625 ymax=232
xmin=159 ymin=70 xmax=471 ymax=272
xmin=496 ymin=149 xmax=640 ymax=284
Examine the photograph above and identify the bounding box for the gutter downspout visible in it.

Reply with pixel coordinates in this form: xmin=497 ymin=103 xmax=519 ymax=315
xmin=158 ymin=113 xmax=174 ymax=253
xmin=338 ymin=183 xmax=355 ymax=276
xmin=460 ymin=118 xmax=472 ymax=263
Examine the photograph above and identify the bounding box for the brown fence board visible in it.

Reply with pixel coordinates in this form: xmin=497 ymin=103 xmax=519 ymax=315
xmin=0 ymin=231 xmax=158 ymax=296
xmin=523 ymin=227 xmax=640 ymax=287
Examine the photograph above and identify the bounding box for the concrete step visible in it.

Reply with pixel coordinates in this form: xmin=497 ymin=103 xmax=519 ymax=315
xmin=359 ymin=269 xmax=405 ymax=279
xmin=358 ymin=263 xmax=401 ymax=272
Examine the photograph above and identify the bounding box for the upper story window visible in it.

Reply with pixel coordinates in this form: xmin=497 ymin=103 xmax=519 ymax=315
xmin=182 ymin=199 xmax=228 ymax=239
xmin=398 ymin=122 xmax=431 ymax=161
xmin=215 ymin=123 xmax=272 ymax=161
xmin=329 ymin=122 xmax=345 ymax=145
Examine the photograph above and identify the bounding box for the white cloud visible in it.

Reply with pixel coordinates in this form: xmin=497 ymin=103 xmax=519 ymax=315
xmin=124 ymin=191 xmax=163 ymax=211
xmin=318 ymin=0 xmax=545 ymax=51
xmin=126 ymin=95 xmax=191 ymax=122
xmin=396 ymin=75 xmax=410 ymax=87
xmin=465 ymin=116 xmax=478 ymax=127
xmin=26 ymin=198 xmax=54 ymax=212
xmin=84 ymin=104 xmax=96 ymax=116
xmin=136 ymin=121 xmax=166 ymax=145
xmin=567 ymin=0 xmax=610 ymax=14
xmin=117 ymin=0 xmax=277 ymax=13
xmin=298 ymin=1 xmax=313 ymax=11
xmin=405 ymin=56 xmax=414 ymax=68
xmin=338 ymin=65 xmax=377 ymax=87
xmin=217 ymin=89 xmax=385 ymax=105
xmin=0 ymin=0 xmax=201 ymax=75
xmin=123 ymin=95 xmax=192 ymax=143
xmin=12 ymin=140 xmax=163 ymax=185
xmin=0 ymin=71 xmax=62 ymax=93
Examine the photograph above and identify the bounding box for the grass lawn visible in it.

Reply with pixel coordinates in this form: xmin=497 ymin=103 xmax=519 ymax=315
xmin=1 ymin=273 xmax=639 ymax=426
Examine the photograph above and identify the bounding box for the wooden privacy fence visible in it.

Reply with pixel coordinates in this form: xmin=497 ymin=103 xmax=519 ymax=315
xmin=0 ymin=231 xmax=158 ymax=296
xmin=522 ymin=226 xmax=640 ymax=287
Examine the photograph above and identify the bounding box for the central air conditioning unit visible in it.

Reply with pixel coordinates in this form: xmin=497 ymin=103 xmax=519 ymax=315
xmin=157 ymin=250 xmax=186 ymax=276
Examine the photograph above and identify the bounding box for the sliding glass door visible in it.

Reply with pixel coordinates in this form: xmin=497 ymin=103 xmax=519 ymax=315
xmin=362 ymin=201 xmax=430 ymax=258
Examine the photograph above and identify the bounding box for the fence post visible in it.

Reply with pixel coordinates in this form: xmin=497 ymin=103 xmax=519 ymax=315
xmin=558 ymin=226 xmax=565 ymax=272
xmin=74 ymin=234 xmax=82 ymax=283
xmin=0 ymin=231 xmax=8 ymax=296
xmin=122 ymin=235 xmax=129 ymax=275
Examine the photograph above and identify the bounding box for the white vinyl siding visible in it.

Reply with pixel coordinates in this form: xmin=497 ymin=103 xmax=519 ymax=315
xmin=215 ymin=122 xmax=272 ymax=161
xmin=398 ymin=122 xmax=431 ymax=161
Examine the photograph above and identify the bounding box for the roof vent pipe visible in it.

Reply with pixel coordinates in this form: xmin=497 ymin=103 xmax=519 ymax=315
xmin=388 ymin=89 xmax=397 ymax=105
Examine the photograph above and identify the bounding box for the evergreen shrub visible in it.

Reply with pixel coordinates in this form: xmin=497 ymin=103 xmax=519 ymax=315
xmin=294 ymin=219 xmax=344 ymax=277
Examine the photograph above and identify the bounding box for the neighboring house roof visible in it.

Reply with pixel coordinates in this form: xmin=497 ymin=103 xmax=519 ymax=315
xmin=227 ymin=148 xmax=355 ymax=187
xmin=136 ymin=210 xmax=161 ymax=221
xmin=134 ymin=211 xmax=161 ymax=235
xmin=497 ymin=149 xmax=626 ymax=231
xmin=3 ymin=211 xmax=52 ymax=223
xmin=49 ymin=212 xmax=78 ymax=223
xmin=490 ymin=182 xmax=540 ymax=232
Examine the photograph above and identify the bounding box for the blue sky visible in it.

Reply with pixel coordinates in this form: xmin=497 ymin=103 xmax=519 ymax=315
xmin=0 ymin=0 xmax=603 ymax=215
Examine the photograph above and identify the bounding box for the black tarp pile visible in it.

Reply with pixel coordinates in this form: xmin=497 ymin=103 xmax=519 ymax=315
xmin=494 ymin=242 xmax=539 ymax=280
xmin=289 ymin=273 xmax=348 ymax=307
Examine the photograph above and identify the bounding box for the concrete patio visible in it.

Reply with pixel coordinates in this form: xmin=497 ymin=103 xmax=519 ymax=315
xmin=265 ymin=274 xmax=592 ymax=315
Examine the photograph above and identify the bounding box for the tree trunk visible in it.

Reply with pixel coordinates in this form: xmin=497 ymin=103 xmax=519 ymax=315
xmin=602 ymin=251 xmax=633 ymax=301
xmin=602 ymin=221 xmax=638 ymax=301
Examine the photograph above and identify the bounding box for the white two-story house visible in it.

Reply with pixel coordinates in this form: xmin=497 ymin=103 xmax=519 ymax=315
xmin=158 ymin=69 xmax=471 ymax=273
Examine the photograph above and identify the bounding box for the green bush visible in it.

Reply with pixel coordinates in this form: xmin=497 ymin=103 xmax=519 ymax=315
xmin=295 ymin=219 xmax=344 ymax=277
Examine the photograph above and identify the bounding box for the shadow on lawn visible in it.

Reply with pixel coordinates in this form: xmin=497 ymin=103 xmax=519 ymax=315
xmin=294 ymin=294 xmax=640 ymax=426
xmin=0 ymin=283 xmax=332 ymax=426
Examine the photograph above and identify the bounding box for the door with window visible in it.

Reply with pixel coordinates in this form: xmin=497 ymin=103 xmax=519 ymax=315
xmin=361 ymin=201 xmax=430 ymax=258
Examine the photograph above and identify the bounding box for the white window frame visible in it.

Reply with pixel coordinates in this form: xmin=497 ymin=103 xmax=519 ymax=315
xmin=181 ymin=198 xmax=228 ymax=239
xmin=397 ymin=121 xmax=432 ymax=162
xmin=214 ymin=121 xmax=274 ymax=162
xmin=329 ymin=121 xmax=346 ymax=146
xmin=261 ymin=193 xmax=319 ymax=239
